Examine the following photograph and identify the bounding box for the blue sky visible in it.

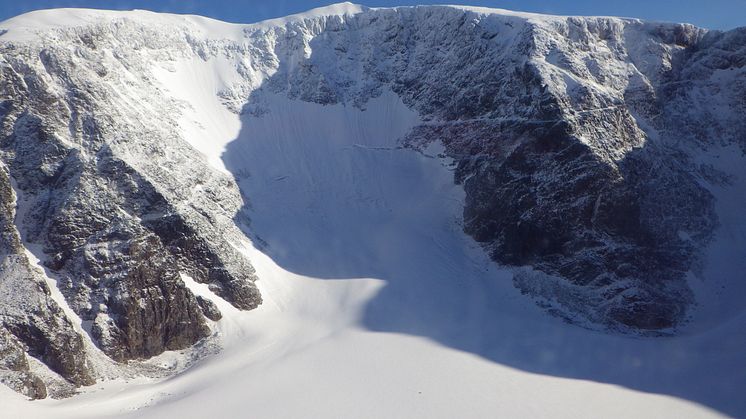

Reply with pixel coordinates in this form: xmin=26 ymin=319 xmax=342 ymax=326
xmin=0 ymin=0 xmax=743 ymax=30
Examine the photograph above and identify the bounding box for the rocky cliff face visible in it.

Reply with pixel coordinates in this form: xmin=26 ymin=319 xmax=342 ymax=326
xmin=238 ymin=6 xmax=742 ymax=332
xmin=0 ymin=3 xmax=743 ymax=398
xmin=0 ymin=164 xmax=94 ymax=398
xmin=0 ymin=8 xmax=262 ymax=397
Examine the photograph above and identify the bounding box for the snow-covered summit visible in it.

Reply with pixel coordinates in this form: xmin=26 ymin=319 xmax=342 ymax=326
xmin=0 ymin=2 xmax=708 ymax=45
xmin=248 ymin=1 xmax=367 ymax=28
xmin=0 ymin=3 xmax=744 ymax=417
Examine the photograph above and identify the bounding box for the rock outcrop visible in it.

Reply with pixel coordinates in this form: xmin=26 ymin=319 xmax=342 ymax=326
xmin=235 ymin=7 xmax=742 ymax=332
xmin=0 ymin=164 xmax=94 ymax=397
xmin=0 ymin=3 xmax=743 ymax=398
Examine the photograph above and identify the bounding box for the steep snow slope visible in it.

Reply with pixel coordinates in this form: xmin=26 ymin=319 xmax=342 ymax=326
xmin=0 ymin=3 xmax=745 ymax=418
xmin=1 ymin=88 xmax=738 ymax=419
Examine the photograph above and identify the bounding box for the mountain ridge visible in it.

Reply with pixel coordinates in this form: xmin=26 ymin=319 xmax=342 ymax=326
xmin=0 ymin=4 xmax=743 ymax=417
xmin=1 ymin=2 xmax=726 ymax=43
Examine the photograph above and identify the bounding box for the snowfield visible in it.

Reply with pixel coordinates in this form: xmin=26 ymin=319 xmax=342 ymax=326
xmin=0 ymin=3 xmax=745 ymax=418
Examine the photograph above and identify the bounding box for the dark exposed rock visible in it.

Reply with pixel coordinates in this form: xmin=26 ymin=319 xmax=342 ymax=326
xmin=143 ymin=213 xmax=261 ymax=311
xmin=80 ymin=226 xmax=211 ymax=361
xmin=196 ymin=296 xmax=223 ymax=321
xmin=0 ymin=328 xmax=47 ymax=400
xmin=0 ymin=164 xmax=94 ymax=391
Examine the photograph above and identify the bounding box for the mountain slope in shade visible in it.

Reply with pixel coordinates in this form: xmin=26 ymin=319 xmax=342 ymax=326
xmin=0 ymin=3 xmax=744 ymax=417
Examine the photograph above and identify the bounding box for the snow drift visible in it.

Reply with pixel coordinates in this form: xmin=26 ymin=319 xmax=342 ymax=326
xmin=0 ymin=3 xmax=744 ymax=418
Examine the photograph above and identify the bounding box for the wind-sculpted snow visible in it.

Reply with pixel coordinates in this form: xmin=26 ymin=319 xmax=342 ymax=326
xmin=236 ymin=6 xmax=733 ymax=332
xmin=0 ymin=3 xmax=743 ymax=405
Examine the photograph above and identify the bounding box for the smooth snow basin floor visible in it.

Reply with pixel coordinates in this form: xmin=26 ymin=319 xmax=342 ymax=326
xmin=4 ymin=93 xmax=744 ymax=419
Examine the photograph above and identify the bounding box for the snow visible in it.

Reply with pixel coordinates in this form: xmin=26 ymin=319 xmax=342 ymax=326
xmin=686 ymin=144 xmax=746 ymax=332
xmin=152 ymin=57 xmax=244 ymax=174
xmin=0 ymin=7 xmax=247 ymax=43
xmin=0 ymin=2 xmax=363 ymax=44
xmin=0 ymin=2 xmax=633 ymax=45
xmin=9 ymin=173 xmax=209 ymax=389
xmin=248 ymin=2 xmax=366 ymax=30
xmin=8 ymin=175 xmax=80 ymax=333
xmin=1 ymin=4 xmax=745 ymax=419
xmin=0 ymin=90 xmax=740 ymax=419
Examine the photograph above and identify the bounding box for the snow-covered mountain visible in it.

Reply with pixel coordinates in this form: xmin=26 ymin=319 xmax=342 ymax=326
xmin=0 ymin=3 xmax=744 ymax=417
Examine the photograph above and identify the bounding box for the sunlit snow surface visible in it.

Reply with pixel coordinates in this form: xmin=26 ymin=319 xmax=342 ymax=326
xmin=1 ymin=4 xmax=745 ymax=418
